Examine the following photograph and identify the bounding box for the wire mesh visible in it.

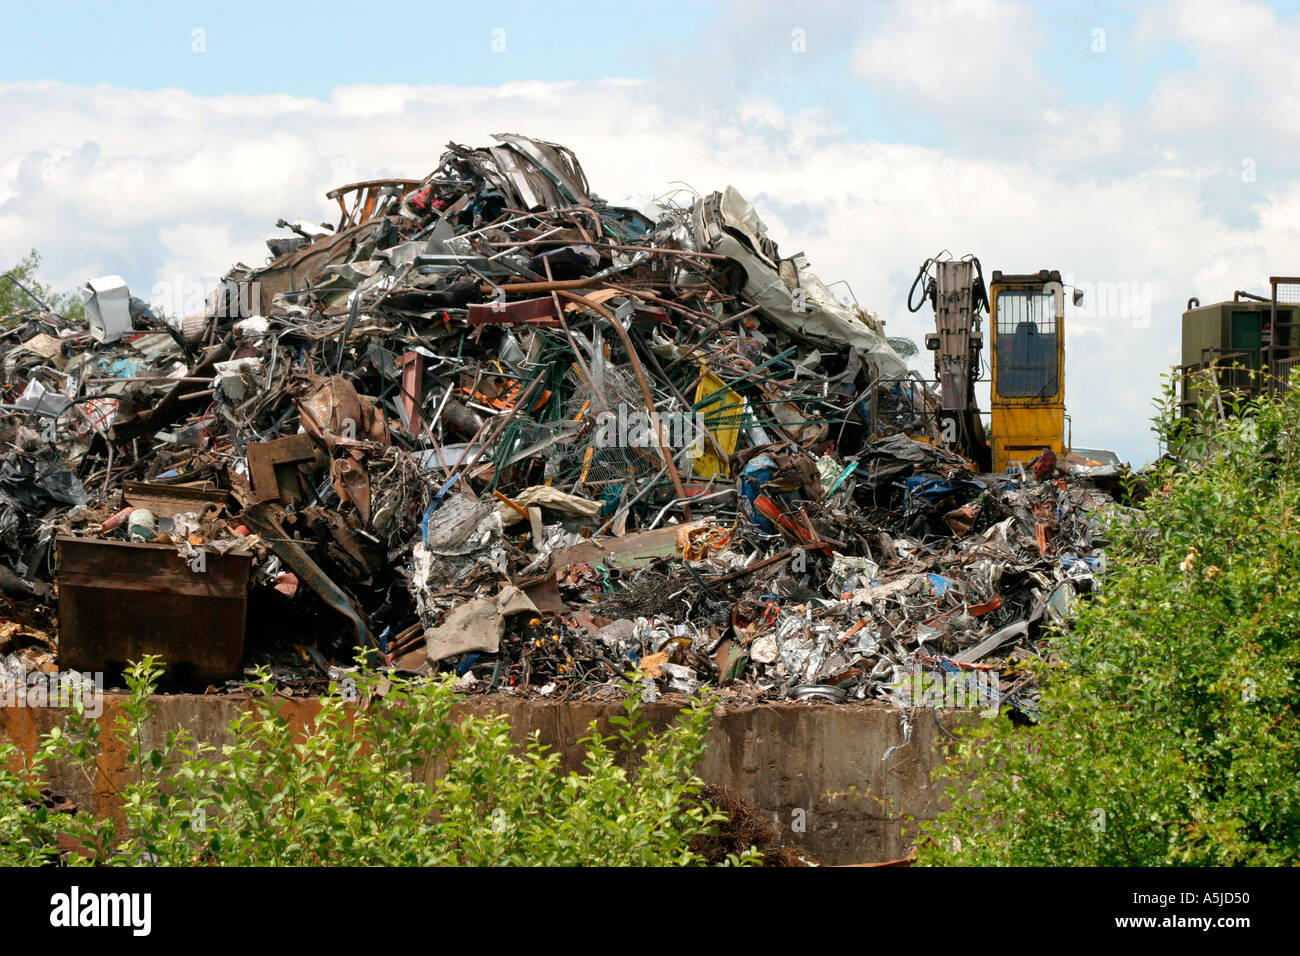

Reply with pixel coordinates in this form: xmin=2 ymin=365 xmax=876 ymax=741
xmin=1267 ymin=277 xmax=1300 ymax=394
xmin=1272 ymin=278 xmax=1300 ymax=305
xmin=554 ymin=361 xmax=668 ymax=489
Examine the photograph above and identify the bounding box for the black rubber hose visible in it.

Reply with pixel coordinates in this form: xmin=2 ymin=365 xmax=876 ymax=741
xmin=907 ymin=260 xmax=934 ymax=313
xmin=969 ymin=255 xmax=990 ymax=314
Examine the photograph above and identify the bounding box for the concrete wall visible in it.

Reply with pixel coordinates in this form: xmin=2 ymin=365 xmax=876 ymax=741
xmin=0 ymin=694 xmax=971 ymax=864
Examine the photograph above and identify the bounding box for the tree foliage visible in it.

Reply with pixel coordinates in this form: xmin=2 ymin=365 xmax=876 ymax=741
xmin=1 ymin=248 xmax=84 ymax=322
xmin=919 ymin=376 xmax=1300 ymax=865
xmin=887 ymin=336 xmax=919 ymax=359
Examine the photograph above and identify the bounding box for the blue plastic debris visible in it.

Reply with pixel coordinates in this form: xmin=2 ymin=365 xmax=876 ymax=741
xmin=927 ymin=573 xmax=958 ymax=597
xmin=738 ymin=454 xmax=780 ymax=531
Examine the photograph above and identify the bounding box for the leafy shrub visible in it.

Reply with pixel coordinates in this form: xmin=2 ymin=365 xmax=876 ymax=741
xmin=918 ymin=380 xmax=1300 ymax=865
xmin=1 ymin=662 xmax=758 ymax=866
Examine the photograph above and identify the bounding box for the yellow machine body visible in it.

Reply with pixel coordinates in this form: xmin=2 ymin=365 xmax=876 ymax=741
xmin=988 ymin=271 xmax=1065 ymax=472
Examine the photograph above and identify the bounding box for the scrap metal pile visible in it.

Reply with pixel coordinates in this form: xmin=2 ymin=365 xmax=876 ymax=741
xmin=0 ymin=134 xmax=1123 ymax=712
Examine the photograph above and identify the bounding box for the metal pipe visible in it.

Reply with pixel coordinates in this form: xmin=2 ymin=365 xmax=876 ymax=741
xmin=84 ymin=376 xmax=213 ymax=384
xmin=481 ymin=277 xmax=601 ymax=295
xmin=647 ymin=488 xmax=734 ymax=530
xmin=484 ymin=239 xmax=730 ymax=261
xmin=556 ymin=290 xmax=692 ymax=519
xmin=1 ymin=272 xmax=50 ymax=311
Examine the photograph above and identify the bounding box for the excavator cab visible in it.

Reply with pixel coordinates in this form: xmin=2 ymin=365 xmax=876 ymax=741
xmin=988 ymin=270 xmax=1065 ymax=472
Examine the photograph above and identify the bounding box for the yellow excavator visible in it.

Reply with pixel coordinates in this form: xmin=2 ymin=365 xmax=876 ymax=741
xmin=909 ymin=253 xmax=1074 ymax=473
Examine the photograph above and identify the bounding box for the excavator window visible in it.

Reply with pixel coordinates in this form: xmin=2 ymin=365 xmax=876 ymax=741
xmin=996 ymin=289 xmax=1059 ymax=398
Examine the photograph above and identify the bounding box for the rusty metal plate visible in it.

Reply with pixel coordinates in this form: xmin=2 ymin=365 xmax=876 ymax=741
xmin=121 ymin=480 xmax=228 ymax=518
xmin=246 ymin=433 xmax=316 ymax=503
xmin=467 ymin=296 xmax=560 ymax=327
xmin=56 ymin=536 xmax=250 ymax=686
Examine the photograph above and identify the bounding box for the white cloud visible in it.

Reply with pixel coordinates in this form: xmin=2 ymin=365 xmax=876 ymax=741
xmin=850 ymin=0 xmax=1054 ymax=135
xmin=7 ymin=11 xmax=1300 ymax=468
xmin=1134 ymin=0 xmax=1300 ymax=157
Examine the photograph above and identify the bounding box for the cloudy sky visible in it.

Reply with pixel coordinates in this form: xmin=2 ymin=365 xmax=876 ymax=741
xmin=5 ymin=0 xmax=1299 ymax=466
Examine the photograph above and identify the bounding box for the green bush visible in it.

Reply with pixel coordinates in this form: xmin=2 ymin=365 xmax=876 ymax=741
xmin=918 ymin=380 xmax=1300 ymax=865
xmin=1 ymin=662 xmax=757 ymax=866
xmin=1 ymin=248 xmax=84 ymax=323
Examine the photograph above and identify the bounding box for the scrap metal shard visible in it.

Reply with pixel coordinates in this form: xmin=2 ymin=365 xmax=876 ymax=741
xmin=690 ymin=187 xmax=907 ymax=380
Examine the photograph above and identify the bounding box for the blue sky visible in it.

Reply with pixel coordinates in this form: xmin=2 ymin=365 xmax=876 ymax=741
xmin=8 ymin=0 xmax=1300 ymax=467
xmin=3 ymin=1 xmax=1200 ymax=113
xmin=3 ymin=2 xmax=707 ymax=93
